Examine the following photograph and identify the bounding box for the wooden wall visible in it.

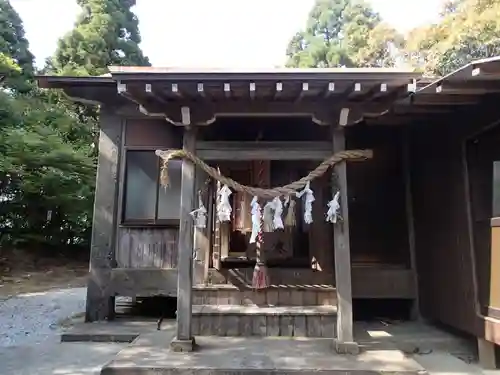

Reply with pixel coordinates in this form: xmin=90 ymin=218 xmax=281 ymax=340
xmin=346 ymin=125 xmax=410 ymax=267
xmin=490 ymin=225 xmax=500 ymax=314
xmin=115 ymin=119 xmax=182 ymax=269
xmin=408 ymin=105 xmax=500 ymax=339
xmin=112 ymin=116 xmax=415 ymax=300
xmin=116 ymin=227 xmax=178 ymax=268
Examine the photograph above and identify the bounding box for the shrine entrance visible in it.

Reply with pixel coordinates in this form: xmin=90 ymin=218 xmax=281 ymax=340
xmin=157 ymin=115 xmax=373 ymax=354
xmin=199 ymin=117 xmax=329 ymax=270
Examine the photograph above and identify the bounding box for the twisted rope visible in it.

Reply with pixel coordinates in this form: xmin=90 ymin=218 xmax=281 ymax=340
xmin=256 ymin=160 xmax=265 ymax=266
xmin=156 ymin=149 xmax=373 ymax=199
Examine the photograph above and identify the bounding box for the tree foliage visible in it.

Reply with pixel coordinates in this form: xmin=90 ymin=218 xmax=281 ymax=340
xmin=286 ymin=0 xmax=404 ymax=68
xmin=50 ymin=0 xmax=150 ymax=76
xmin=0 ymin=0 xmax=149 ymax=253
xmin=0 ymin=0 xmax=34 ymax=91
xmin=405 ymin=0 xmax=500 ymax=75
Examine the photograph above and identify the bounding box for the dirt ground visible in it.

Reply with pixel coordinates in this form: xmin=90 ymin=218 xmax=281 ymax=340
xmin=0 ymin=250 xmax=88 ymax=297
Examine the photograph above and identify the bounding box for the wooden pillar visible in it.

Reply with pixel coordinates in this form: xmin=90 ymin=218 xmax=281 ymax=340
xmin=171 ymin=125 xmax=197 ymax=352
xmin=332 ymin=126 xmax=359 ymax=354
xmin=204 ymin=180 xmax=215 ymax=284
xmin=402 ymin=128 xmax=420 ymax=320
xmin=85 ymin=107 xmax=122 ymax=322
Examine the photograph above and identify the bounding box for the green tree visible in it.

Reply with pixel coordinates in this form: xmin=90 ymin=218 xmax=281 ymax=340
xmin=0 ymin=0 xmax=34 ymax=74
xmin=405 ymin=0 xmax=500 ymax=75
xmin=286 ymin=0 xmax=403 ymax=68
xmin=50 ymin=0 xmax=150 ymax=76
xmin=0 ymin=56 xmax=96 ymax=250
xmin=0 ymin=0 xmax=34 ymax=91
xmin=0 ymin=3 xmax=97 ymax=251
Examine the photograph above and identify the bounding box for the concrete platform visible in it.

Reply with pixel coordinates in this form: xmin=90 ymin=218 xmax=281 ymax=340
xmin=101 ymin=331 xmax=427 ymax=375
xmin=61 ymin=318 xmax=176 ymax=343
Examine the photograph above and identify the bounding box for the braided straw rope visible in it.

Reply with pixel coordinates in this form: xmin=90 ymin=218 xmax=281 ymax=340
xmin=156 ymin=149 xmax=373 ymax=199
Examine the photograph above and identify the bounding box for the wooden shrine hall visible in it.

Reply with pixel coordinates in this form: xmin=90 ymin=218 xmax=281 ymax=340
xmin=37 ymin=58 xmax=500 ymax=362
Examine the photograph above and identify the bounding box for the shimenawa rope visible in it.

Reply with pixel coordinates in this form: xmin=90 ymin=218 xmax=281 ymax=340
xmin=155 ymin=149 xmax=373 ymax=197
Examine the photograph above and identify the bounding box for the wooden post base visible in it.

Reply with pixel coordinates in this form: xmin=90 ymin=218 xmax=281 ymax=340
xmin=333 ymin=339 xmax=360 ymax=355
xmin=84 ymin=280 xmax=115 ymax=322
xmin=478 ymin=338 xmax=497 ymax=369
xmin=170 ymin=337 xmax=197 ymax=352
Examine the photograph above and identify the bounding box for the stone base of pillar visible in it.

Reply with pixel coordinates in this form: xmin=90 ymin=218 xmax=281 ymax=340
xmin=170 ymin=336 xmax=197 ymax=352
xmin=333 ymin=339 xmax=360 ymax=355
xmin=478 ymin=338 xmax=498 ymax=369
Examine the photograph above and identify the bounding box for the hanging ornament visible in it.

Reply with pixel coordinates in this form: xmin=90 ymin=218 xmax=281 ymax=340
xmin=284 ymin=196 xmax=296 ymax=227
xmin=271 ymin=196 xmax=284 ymax=230
xmin=296 ymin=181 xmax=315 ymax=224
xmin=249 ymin=196 xmax=261 ymax=244
xmin=262 ymin=200 xmax=275 ymax=232
xmin=190 ymin=192 xmax=207 ymax=228
xmin=216 ymin=184 xmax=232 ymax=222
xmin=326 ymin=191 xmax=341 ymax=224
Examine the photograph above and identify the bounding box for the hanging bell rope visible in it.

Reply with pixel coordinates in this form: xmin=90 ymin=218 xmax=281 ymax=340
xmin=155 ymin=149 xmax=373 ymax=199
xmin=252 ymin=159 xmax=270 ymax=290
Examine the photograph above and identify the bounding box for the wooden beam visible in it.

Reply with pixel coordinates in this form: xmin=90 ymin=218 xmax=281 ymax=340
xmin=110 ymin=268 xmax=178 ymax=297
xmin=296 ymin=82 xmax=309 ymax=101
xmin=400 ymin=94 xmax=480 ymax=106
xmin=249 ymin=82 xmax=256 ymax=99
xmin=85 ymin=107 xmax=122 ymax=322
xmin=204 ymin=180 xmax=215 ymax=284
xmin=195 ymin=141 xmax=332 ymax=160
xmin=324 ymin=82 xmax=335 ymax=98
xmin=224 ymin=83 xmax=231 ymax=98
xmin=339 ymin=108 xmax=350 ymax=126
xmin=144 ymin=83 xmax=169 ymax=105
xmin=402 ymin=128 xmax=419 ymax=320
xmin=171 ymin=125 xmax=197 ymax=352
xmin=407 ymin=79 xmax=417 ymax=93
xmin=348 ymin=82 xmax=362 ymax=98
xmin=393 ymin=106 xmax=454 ymax=115
xmin=123 ymin=83 xmax=420 ymax=127
xmin=332 ymin=126 xmax=358 ymax=354
xmin=274 ymin=82 xmax=283 ymax=99
xmin=171 ymin=83 xmax=182 ymax=98
xmin=181 ymin=106 xmax=191 ymax=125
xmin=197 ymin=83 xmax=205 ymax=97
xmin=220 ymin=222 xmax=230 ymax=260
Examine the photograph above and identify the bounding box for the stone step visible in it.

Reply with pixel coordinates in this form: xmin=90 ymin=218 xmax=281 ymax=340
xmin=192 ymin=305 xmax=337 ymax=337
xmin=101 ymin=332 xmax=428 ymax=375
xmin=192 ymin=284 xmax=337 ymax=306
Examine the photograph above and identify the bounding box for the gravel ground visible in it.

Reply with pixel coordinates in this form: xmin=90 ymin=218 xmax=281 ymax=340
xmin=0 ymin=287 xmax=125 ymax=375
xmin=0 ymin=287 xmax=86 ymax=347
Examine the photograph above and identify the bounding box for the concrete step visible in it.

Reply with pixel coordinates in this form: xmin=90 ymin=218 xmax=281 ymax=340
xmin=101 ymin=332 xmax=428 ymax=375
xmin=192 ymin=304 xmax=337 ymax=337
xmin=193 ymin=284 xmax=337 ymax=306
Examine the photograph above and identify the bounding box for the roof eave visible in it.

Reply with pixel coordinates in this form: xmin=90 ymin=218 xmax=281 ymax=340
xmin=36 ymin=75 xmax=115 ymax=89
xmin=107 ymin=66 xmax=421 ymax=83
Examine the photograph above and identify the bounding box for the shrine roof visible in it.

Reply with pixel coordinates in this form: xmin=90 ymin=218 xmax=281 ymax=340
xmin=36 ymin=57 xmax=500 ymax=126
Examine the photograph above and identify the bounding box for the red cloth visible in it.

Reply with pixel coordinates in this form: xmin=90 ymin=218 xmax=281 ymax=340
xmin=252 ymin=264 xmax=269 ymax=289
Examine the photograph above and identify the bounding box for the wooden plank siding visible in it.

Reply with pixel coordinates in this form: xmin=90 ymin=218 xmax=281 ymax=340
xmin=111 ymin=116 xmax=415 ymax=303
xmin=116 ymin=227 xmax=179 ymax=268
xmin=408 ymin=102 xmax=500 ymax=342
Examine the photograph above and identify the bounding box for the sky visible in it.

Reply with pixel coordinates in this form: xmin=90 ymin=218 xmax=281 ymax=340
xmin=11 ymin=0 xmax=443 ymax=68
